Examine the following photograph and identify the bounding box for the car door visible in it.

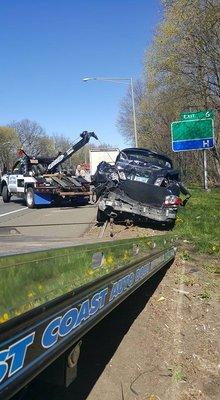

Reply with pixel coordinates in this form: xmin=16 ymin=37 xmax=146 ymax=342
xmin=8 ymin=161 xmax=25 ymax=194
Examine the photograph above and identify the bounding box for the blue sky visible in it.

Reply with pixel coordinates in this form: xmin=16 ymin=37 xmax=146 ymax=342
xmin=0 ymin=0 xmax=162 ymax=149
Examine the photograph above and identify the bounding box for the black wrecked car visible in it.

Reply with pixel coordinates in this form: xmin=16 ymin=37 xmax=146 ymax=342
xmin=92 ymin=148 xmax=191 ymax=226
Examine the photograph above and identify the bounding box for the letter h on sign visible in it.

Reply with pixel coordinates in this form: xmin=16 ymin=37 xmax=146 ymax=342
xmin=203 ymin=140 xmax=210 ymax=148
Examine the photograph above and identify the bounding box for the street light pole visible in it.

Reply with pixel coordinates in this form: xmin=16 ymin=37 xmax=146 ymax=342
xmin=130 ymin=77 xmax=138 ymax=148
xmin=83 ymin=76 xmax=138 ymax=147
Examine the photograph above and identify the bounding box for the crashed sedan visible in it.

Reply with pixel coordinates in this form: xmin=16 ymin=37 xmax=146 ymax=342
xmin=92 ymin=148 xmax=191 ymax=226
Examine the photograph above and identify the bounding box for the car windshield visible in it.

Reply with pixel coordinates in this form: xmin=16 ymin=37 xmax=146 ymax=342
xmin=118 ymin=151 xmax=172 ymax=168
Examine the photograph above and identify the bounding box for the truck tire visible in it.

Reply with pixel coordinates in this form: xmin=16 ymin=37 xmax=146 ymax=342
xmin=2 ymin=185 xmax=11 ymax=203
xmin=97 ymin=208 xmax=107 ymax=223
xmin=26 ymin=187 xmax=35 ymax=208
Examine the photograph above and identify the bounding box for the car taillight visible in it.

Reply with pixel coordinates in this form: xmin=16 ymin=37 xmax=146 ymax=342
xmin=164 ymin=195 xmax=183 ymax=206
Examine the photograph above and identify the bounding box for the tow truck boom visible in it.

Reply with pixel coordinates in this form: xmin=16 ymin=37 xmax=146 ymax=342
xmin=47 ymin=131 xmax=98 ymax=173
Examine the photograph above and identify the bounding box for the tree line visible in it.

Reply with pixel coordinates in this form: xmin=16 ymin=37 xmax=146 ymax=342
xmin=0 ymin=119 xmax=112 ymax=174
xmin=118 ymin=0 xmax=220 ymax=184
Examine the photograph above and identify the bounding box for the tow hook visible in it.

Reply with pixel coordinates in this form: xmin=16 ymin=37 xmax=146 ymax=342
xmin=68 ymin=341 xmax=82 ymax=369
xmin=66 ymin=341 xmax=82 ymax=386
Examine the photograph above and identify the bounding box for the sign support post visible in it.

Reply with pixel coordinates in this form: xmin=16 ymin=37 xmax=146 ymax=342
xmin=203 ymin=150 xmax=208 ymax=190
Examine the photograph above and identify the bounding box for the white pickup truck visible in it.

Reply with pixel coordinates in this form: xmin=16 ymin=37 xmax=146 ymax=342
xmin=0 ymin=158 xmax=39 ymax=207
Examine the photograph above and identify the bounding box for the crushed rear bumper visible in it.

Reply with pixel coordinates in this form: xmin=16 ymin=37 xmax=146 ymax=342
xmin=98 ymin=192 xmax=177 ymax=222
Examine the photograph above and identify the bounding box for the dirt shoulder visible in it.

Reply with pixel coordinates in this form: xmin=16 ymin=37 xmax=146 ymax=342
xmin=87 ymin=251 xmax=220 ymax=400
xmin=84 ymin=219 xmax=166 ymax=241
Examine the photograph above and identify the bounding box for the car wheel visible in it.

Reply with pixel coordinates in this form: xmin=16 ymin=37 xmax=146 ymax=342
xmin=2 ymin=185 xmax=11 ymax=203
xmin=164 ymin=220 xmax=175 ymax=230
xmin=26 ymin=187 xmax=35 ymax=208
xmin=97 ymin=208 xmax=107 ymax=223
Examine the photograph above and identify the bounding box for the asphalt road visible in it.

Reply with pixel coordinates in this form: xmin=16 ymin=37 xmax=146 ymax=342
xmin=0 ymin=197 xmax=97 ymax=255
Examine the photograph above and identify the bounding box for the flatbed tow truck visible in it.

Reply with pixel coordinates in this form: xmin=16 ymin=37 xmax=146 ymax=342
xmin=0 ymin=235 xmax=176 ymax=399
xmin=0 ymin=131 xmax=97 ymax=208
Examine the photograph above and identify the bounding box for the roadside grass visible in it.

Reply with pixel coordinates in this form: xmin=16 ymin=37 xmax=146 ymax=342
xmin=199 ymin=290 xmax=212 ymax=300
xmin=203 ymin=263 xmax=220 ymax=275
xmin=198 ymin=276 xmax=218 ymax=301
xmin=0 ymin=235 xmax=170 ymax=322
xmin=179 ymin=250 xmax=191 ymax=261
xmin=173 ymin=188 xmax=219 ymax=303
xmin=178 ymin=273 xmax=197 ymax=286
xmin=167 ymin=365 xmax=186 ymax=382
xmin=172 ymin=366 xmax=186 ymax=382
xmin=172 ymin=188 xmax=220 ymax=257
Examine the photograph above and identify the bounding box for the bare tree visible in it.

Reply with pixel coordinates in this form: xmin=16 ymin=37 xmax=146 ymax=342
xmin=9 ymin=119 xmax=54 ymax=157
xmin=117 ymin=79 xmax=145 ymax=146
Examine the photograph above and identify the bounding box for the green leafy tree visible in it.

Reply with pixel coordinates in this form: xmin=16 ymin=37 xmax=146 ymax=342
xmin=0 ymin=126 xmax=20 ymax=174
xmin=145 ymin=0 xmax=220 ymax=180
xmin=118 ymin=0 xmax=220 ymax=183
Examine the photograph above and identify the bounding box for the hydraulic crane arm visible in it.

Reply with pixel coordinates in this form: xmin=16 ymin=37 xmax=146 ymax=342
xmin=47 ymin=131 xmax=98 ymax=173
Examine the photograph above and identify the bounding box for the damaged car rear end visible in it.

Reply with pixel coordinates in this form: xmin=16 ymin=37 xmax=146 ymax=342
xmin=92 ymin=148 xmax=190 ymax=225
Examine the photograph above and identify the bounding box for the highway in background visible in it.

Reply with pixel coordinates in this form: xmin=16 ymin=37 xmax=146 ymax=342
xmin=0 ymin=197 xmax=97 ymax=255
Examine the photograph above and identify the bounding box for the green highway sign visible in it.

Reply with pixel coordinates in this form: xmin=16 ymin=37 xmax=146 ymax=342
xmin=171 ymin=117 xmax=214 ymax=152
xmin=180 ymin=109 xmax=214 ymax=121
xmin=172 ymin=119 xmax=214 ymax=141
xmin=172 ymin=109 xmax=215 ymax=190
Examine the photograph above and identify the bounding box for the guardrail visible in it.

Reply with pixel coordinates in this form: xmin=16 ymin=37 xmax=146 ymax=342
xmin=0 ymin=235 xmax=176 ymax=399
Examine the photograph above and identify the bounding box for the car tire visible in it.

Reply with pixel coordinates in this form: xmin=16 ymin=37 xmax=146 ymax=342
xmin=26 ymin=187 xmax=35 ymax=208
xmin=165 ymin=219 xmax=175 ymax=230
xmin=2 ymin=185 xmax=11 ymax=203
xmin=97 ymin=208 xmax=107 ymax=223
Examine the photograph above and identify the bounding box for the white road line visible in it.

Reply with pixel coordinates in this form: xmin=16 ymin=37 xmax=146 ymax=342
xmin=0 ymin=207 xmax=28 ymax=218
